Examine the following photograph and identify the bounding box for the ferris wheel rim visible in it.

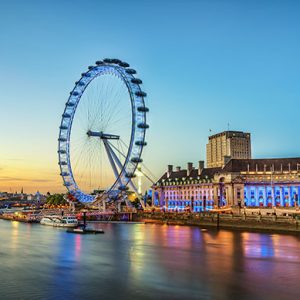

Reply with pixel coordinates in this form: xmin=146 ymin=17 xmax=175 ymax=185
xmin=58 ymin=59 xmax=149 ymax=203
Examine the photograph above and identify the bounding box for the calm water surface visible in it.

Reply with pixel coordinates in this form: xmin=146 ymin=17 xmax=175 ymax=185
xmin=0 ymin=220 xmax=300 ymax=300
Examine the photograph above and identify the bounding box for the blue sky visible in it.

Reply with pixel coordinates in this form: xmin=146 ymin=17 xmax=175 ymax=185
xmin=0 ymin=0 xmax=300 ymax=192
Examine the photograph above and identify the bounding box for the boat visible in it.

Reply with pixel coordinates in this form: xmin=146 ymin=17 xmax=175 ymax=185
xmin=0 ymin=206 xmax=26 ymax=214
xmin=66 ymin=211 xmax=104 ymax=234
xmin=40 ymin=215 xmax=78 ymax=227
xmin=210 ymin=206 xmax=233 ymax=213
xmin=66 ymin=227 xmax=104 ymax=234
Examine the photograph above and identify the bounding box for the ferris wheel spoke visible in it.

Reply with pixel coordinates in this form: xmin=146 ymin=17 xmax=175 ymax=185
xmin=75 ymin=140 xmax=99 ymax=193
xmin=103 ymin=102 xmax=128 ymax=132
xmin=102 ymin=87 xmax=127 ymax=130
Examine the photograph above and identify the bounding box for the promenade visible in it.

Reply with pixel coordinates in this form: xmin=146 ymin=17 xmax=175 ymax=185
xmin=135 ymin=207 xmax=300 ymax=234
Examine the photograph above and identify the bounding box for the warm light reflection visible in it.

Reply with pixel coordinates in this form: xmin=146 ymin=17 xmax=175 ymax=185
xmin=10 ymin=221 xmax=19 ymax=253
xmin=74 ymin=235 xmax=82 ymax=261
xmin=129 ymin=225 xmax=146 ymax=281
xmin=202 ymin=230 xmax=235 ymax=268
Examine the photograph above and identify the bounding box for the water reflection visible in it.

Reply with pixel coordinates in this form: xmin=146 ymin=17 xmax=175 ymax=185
xmin=10 ymin=221 xmax=19 ymax=254
xmin=1 ymin=220 xmax=300 ymax=300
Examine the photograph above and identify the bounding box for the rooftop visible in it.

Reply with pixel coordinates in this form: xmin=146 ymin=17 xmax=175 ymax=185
xmin=208 ymin=130 xmax=250 ymax=140
xmin=223 ymin=158 xmax=300 ymax=173
xmin=155 ymin=157 xmax=300 ymax=186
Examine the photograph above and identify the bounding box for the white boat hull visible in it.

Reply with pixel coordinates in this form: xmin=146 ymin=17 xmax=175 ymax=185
xmin=40 ymin=221 xmax=78 ymax=228
xmin=40 ymin=215 xmax=78 ymax=228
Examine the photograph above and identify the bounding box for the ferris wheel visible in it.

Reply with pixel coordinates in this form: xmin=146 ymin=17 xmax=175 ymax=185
xmin=58 ymin=58 xmax=149 ymax=204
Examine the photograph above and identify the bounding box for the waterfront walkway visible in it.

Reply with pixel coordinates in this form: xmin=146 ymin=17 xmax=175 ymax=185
xmin=136 ymin=208 xmax=300 ymax=233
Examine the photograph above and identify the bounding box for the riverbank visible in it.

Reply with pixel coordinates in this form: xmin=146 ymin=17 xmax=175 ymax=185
xmin=135 ymin=212 xmax=300 ymax=234
xmin=0 ymin=214 xmax=39 ymax=223
xmin=2 ymin=208 xmax=300 ymax=234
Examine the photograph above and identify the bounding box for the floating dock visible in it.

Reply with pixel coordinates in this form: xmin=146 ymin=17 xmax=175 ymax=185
xmin=66 ymin=227 xmax=104 ymax=234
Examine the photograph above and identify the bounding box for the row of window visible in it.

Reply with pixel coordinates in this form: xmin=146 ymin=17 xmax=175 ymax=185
xmin=166 ymin=196 xmax=210 ymax=200
xmin=165 ymin=190 xmax=212 ymax=195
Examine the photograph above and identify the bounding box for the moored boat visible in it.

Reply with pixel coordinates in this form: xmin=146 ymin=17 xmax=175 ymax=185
xmin=40 ymin=215 xmax=78 ymax=227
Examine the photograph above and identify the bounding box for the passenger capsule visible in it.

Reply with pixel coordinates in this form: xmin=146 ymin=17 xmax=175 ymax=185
xmin=62 ymin=113 xmax=71 ymax=118
xmin=83 ymin=72 xmax=91 ymax=77
xmin=88 ymin=66 xmax=94 ymax=70
xmin=66 ymin=102 xmax=75 ymax=107
xmin=103 ymin=58 xmax=113 ymax=63
xmin=58 ymin=150 xmax=66 ymax=154
xmin=135 ymin=91 xmax=147 ymax=97
xmin=60 ymin=172 xmax=69 ymax=176
xmin=95 ymin=60 xmax=104 ymax=65
xmin=131 ymin=157 xmax=143 ymax=163
xmin=59 ymin=126 xmax=68 ymax=130
xmin=58 ymin=137 xmax=67 ymax=142
xmin=131 ymin=78 xmax=142 ymax=84
xmin=111 ymin=59 xmax=122 ymax=64
xmin=137 ymin=106 xmax=149 ymax=112
xmin=135 ymin=141 xmax=147 ymax=146
xmin=118 ymin=185 xmax=129 ymax=191
xmin=137 ymin=123 xmax=149 ymax=129
xmin=125 ymin=173 xmax=136 ymax=178
xmin=126 ymin=69 xmax=137 ymax=74
xmin=59 ymin=161 xmax=67 ymax=165
xmin=119 ymin=62 xmax=130 ymax=68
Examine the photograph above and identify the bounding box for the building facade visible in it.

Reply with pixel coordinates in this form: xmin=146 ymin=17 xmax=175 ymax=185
xmin=206 ymin=131 xmax=251 ymax=168
xmin=152 ymin=158 xmax=300 ymax=212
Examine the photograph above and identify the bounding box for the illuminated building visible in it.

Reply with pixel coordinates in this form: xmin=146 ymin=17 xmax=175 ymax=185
xmin=206 ymin=131 xmax=251 ymax=168
xmin=224 ymin=158 xmax=300 ymax=207
xmin=152 ymin=162 xmax=218 ymax=212
xmin=152 ymin=158 xmax=300 ymax=211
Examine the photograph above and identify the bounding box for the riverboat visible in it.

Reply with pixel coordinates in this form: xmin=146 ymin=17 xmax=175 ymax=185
xmin=40 ymin=215 xmax=78 ymax=227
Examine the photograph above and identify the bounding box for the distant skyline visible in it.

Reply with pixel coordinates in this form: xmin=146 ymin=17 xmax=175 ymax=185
xmin=1 ymin=0 xmax=300 ymax=193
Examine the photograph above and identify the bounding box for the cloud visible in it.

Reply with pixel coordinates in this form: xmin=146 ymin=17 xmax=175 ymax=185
xmin=0 ymin=176 xmax=54 ymax=183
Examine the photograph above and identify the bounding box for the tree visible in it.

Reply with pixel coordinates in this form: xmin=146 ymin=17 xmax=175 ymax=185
xmin=46 ymin=194 xmax=67 ymax=206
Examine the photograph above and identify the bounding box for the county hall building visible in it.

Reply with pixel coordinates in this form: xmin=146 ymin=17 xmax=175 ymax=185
xmin=152 ymin=131 xmax=300 ymax=211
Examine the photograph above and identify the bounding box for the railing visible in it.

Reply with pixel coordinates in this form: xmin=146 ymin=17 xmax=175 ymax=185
xmin=241 ymin=207 xmax=300 ymax=216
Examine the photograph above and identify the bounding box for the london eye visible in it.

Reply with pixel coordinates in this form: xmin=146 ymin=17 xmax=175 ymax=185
xmin=58 ymin=58 xmax=149 ymax=204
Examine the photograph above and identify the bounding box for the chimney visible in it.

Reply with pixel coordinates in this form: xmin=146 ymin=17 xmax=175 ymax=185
xmin=187 ymin=162 xmax=193 ymax=177
xmin=198 ymin=161 xmax=204 ymax=175
xmin=167 ymin=165 xmax=173 ymax=178
xmin=176 ymin=166 xmax=181 ymax=172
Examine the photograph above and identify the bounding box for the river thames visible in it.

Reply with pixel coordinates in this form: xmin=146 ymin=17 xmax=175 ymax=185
xmin=0 ymin=220 xmax=300 ymax=300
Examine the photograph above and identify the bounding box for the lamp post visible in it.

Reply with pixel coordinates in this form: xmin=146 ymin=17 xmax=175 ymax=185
xmin=82 ymin=209 xmax=88 ymax=229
